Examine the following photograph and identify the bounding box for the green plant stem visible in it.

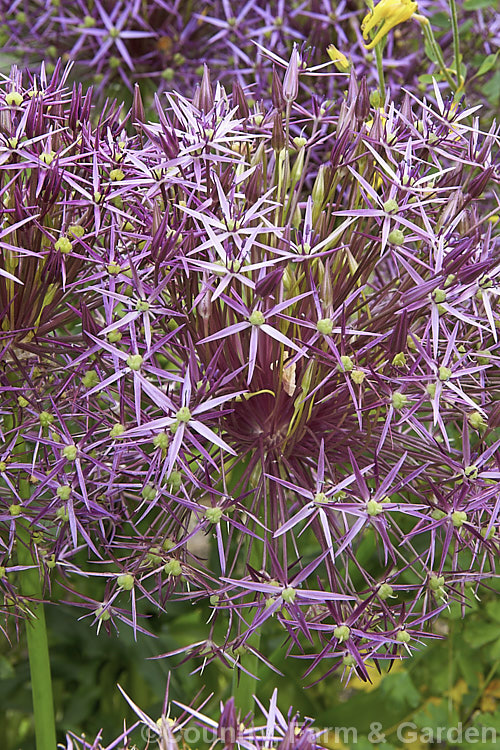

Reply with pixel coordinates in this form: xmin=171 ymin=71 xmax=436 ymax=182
xmin=14 ymin=457 xmax=57 ymax=750
xmin=420 ymin=20 xmax=457 ymax=92
xmin=374 ymin=41 xmax=385 ymax=98
xmin=17 ymin=522 xmax=57 ymax=750
xmin=448 ymin=0 xmax=463 ymax=93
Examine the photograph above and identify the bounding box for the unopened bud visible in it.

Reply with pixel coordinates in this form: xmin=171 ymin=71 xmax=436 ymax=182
xmin=283 ymin=45 xmax=300 ymax=103
xmin=232 ymin=80 xmax=249 ymax=119
xmin=355 ymin=76 xmax=370 ymax=120
xmin=290 ymin=146 xmax=305 ymax=183
xmin=194 ymin=64 xmax=213 ymax=112
xmin=271 ymin=112 xmax=285 ymax=152
xmin=312 ymin=164 xmax=325 ymax=206
xmin=132 ymin=83 xmax=145 ymax=126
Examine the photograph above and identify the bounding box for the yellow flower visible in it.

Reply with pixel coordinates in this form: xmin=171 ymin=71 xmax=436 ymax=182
xmin=362 ymin=0 xmax=418 ymax=50
xmin=327 ymin=44 xmax=350 ymax=73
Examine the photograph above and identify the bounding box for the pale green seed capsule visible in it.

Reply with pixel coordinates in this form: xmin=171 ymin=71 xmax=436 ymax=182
xmin=176 ymin=407 xmax=191 ymax=423
xmin=56 ymin=485 xmax=71 ymax=501
xmin=316 ymin=318 xmax=334 ymax=335
xmin=392 ymin=352 xmax=406 ymax=367
xmin=40 ymin=151 xmax=55 ymax=165
xmin=314 ymin=492 xmax=328 ymax=504
xmin=282 ymin=586 xmax=296 ymax=603
xmin=95 ymin=606 xmax=111 ymax=621
xmin=432 ymin=288 xmax=446 ymax=303
xmin=109 ymin=423 xmax=125 ymax=438
xmin=82 ymin=370 xmax=99 ymax=388
xmin=39 ymin=411 xmax=54 ymax=427
xmin=431 ymin=509 xmax=446 ymax=520
xmin=334 ymin=625 xmax=351 ymax=642
xmin=366 ymin=499 xmax=384 ymax=516
xmin=164 ymin=559 xmax=182 ymax=576
xmin=153 ymin=432 xmax=169 ymax=450
xmin=56 ymin=506 xmax=69 ymax=522
xmin=68 ymin=224 xmax=85 ymax=238
xmin=451 ymin=510 xmax=467 ymax=527
xmin=62 ymin=444 xmax=77 ymax=461
xmin=117 ymin=573 xmax=134 ymax=590
xmin=429 ymin=575 xmax=445 ymax=591
xmin=383 ymin=198 xmax=398 ymax=213
xmin=468 ymin=412 xmax=486 ymax=430
xmin=351 ymin=369 xmax=365 ymax=385
xmin=378 ymin=583 xmax=394 ymax=600
xmin=463 ymin=465 xmax=478 ymax=480
xmin=249 ymin=310 xmax=265 ymax=326
xmin=205 ymin=506 xmax=223 ymax=523
xmin=388 ymin=229 xmax=405 ymax=245
xmin=339 ymin=355 xmax=354 ymax=372
xmin=438 ymin=366 xmax=452 ymax=381
xmin=127 ymin=354 xmax=143 ymax=370
xmin=396 ymin=630 xmax=411 ymax=643
xmin=107 ymin=330 xmax=122 ymax=343
xmin=141 ymin=485 xmax=156 ymax=501
xmin=168 ymin=471 xmax=182 ymax=491
xmin=391 ymin=392 xmax=408 ymax=410
xmin=55 ymin=237 xmax=73 ymax=254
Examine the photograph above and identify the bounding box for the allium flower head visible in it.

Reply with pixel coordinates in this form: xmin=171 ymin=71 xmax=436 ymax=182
xmin=1 ymin=57 xmax=499 ymax=695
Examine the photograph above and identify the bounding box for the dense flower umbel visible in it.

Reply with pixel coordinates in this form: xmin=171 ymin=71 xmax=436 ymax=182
xmin=0 ymin=60 xmax=499 ymax=683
